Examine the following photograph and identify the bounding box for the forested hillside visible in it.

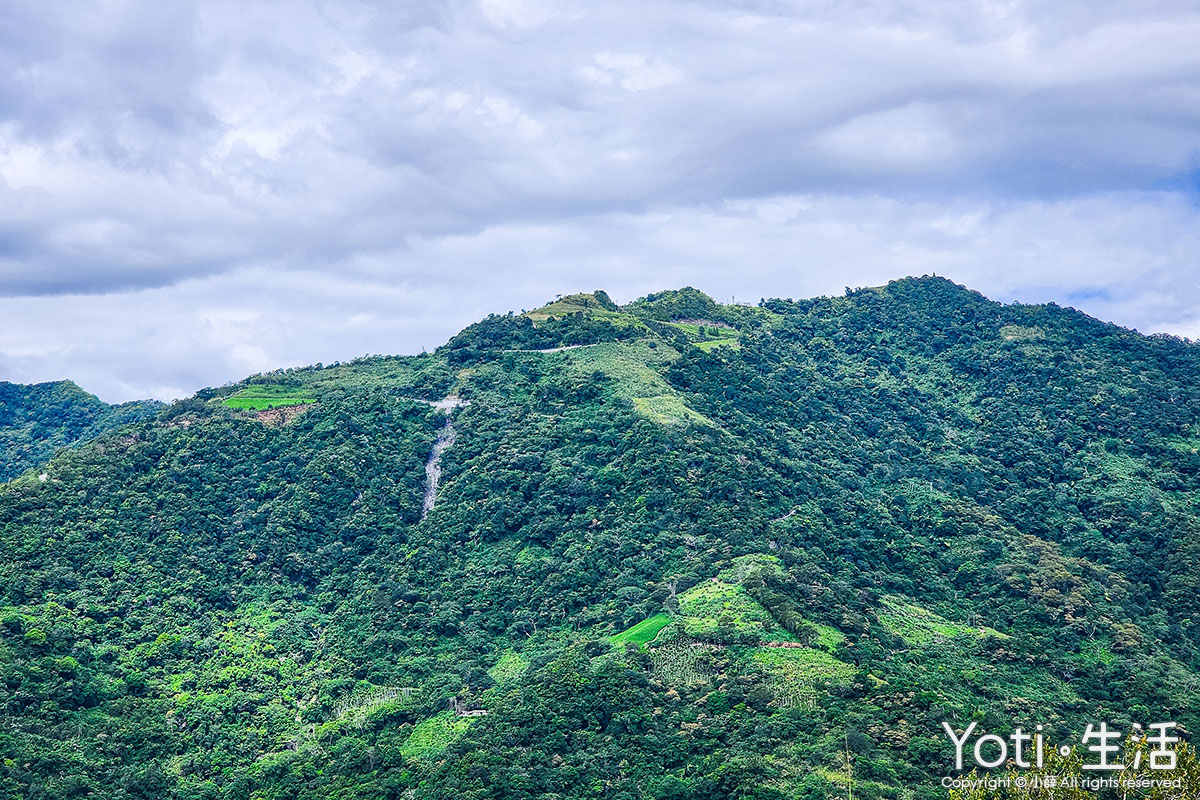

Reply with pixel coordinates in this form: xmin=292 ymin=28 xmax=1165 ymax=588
xmin=3 ymin=278 xmax=1199 ymax=799
xmin=0 ymin=380 xmax=162 ymax=482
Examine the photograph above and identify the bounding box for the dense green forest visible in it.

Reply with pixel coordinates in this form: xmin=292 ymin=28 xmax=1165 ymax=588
xmin=0 ymin=381 xmax=162 ymax=483
xmin=2 ymin=278 xmax=1199 ymax=799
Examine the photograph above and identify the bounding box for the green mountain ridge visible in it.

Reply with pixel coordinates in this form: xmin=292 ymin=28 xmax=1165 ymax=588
xmin=2 ymin=276 xmax=1200 ymax=799
xmin=0 ymin=380 xmax=163 ymax=483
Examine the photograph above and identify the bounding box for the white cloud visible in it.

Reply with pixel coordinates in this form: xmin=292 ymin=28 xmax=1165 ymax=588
xmin=481 ymin=96 xmax=546 ymax=139
xmin=580 ymin=52 xmax=683 ymax=92
xmin=815 ymin=103 xmax=961 ymax=170
xmin=730 ymin=15 xmax=764 ymax=32
xmin=480 ymin=0 xmax=558 ymax=28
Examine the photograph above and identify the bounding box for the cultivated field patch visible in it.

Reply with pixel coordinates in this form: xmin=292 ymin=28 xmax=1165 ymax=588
xmin=677 ymin=580 xmax=792 ymax=642
xmin=749 ymin=646 xmax=855 ymax=709
xmin=611 ymin=613 xmax=672 ymax=647
xmin=399 ymin=711 xmax=474 ymax=760
xmin=878 ymin=595 xmax=1007 ymax=645
xmin=223 ymin=385 xmax=317 ymax=410
xmin=487 ymin=649 xmax=530 ymax=685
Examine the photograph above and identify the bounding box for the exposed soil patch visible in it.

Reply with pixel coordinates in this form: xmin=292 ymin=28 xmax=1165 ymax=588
xmin=255 ymin=403 xmax=315 ymax=426
xmin=673 ymin=318 xmax=734 ymax=329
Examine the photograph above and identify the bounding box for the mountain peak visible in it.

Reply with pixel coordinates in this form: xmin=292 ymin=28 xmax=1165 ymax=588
xmin=623 ymin=286 xmax=722 ymax=321
xmin=523 ymin=291 xmax=619 ymax=322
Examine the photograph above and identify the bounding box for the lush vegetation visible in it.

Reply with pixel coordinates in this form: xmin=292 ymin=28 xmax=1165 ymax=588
xmin=3 ymin=277 xmax=1200 ymax=799
xmin=0 ymin=380 xmax=161 ymax=482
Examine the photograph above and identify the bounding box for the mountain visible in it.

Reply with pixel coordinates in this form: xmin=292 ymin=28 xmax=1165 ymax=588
xmin=2 ymin=277 xmax=1199 ymax=800
xmin=0 ymin=380 xmax=163 ymax=482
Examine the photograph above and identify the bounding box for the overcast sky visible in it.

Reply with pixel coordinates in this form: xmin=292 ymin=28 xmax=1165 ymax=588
xmin=2 ymin=0 xmax=1199 ymax=402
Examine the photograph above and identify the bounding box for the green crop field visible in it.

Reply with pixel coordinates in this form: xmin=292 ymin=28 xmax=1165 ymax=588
xmin=677 ymin=581 xmax=792 ymax=642
xmin=223 ymin=385 xmax=317 ymax=410
xmin=649 ymin=628 xmax=716 ymax=684
xmin=878 ymin=595 xmax=1007 ymax=645
xmin=611 ymin=613 xmax=672 ymax=646
xmin=749 ymin=646 xmax=855 ymax=685
xmin=487 ymin=649 xmax=530 ymax=684
xmin=749 ymin=646 xmax=856 ymax=710
xmin=399 ymin=712 xmax=474 ymax=760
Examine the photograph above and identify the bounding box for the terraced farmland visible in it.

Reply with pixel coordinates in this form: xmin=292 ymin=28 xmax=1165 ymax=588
xmin=223 ymin=384 xmax=317 ymax=410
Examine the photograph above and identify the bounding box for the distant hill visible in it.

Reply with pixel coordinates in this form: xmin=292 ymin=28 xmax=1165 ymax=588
xmin=0 ymin=380 xmax=162 ymax=481
xmin=2 ymin=277 xmax=1200 ymax=798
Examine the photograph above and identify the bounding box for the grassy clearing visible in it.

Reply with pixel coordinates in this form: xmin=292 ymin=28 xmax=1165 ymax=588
xmin=663 ymin=321 xmax=730 ymax=334
xmin=564 ymin=342 xmax=680 ymax=398
xmin=665 ymin=321 xmax=739 ymax=338
xmin=524 ymin=292 xmax=609 ymax=320
xmin=515 ymin=545 xmax=549 ymax=566
xmin=631 ymin=396 xmax=713 ymax=427
xmin=677 ymin=569 xmax=845 ymax=648
xmin=750 ymin=646 xmax=855 ymax=685
xmin=564 ymin=342 xmax=713 ymax=427
xmin=663 ymin=321 xmax=741 ymax=351
xmin=1077 ymin=641 xmax=1114 ymax=668
xmin=487 ymin=649 xmax=529 ymax=684
xmin=223 ymin=385 xmax=316 ymax=410
xmin=611 ymin=613 xmax=672 ymax=646
xmin=807 ymin=621 xmax=848 ymax=652
xmin=695 ymin=338 xmax=740 ymax=351
xmin=879 ymin=596 xmax=973 ymax=644
xmin=524 ymin=293 xmax=647 ymax=331
xmin=399 ymin=711 xmax=474 ymax=760
xmin=878 ymin=596 xmax=1007 ymax=645
xmin=677 ymin=581 xmax=791 ymax=642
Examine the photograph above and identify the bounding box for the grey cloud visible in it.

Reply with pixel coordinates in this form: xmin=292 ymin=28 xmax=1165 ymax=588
xmin=3 ymin=191 xmax=1198 ymax=402
xmin=1 ymin=1 xmax=1196 ymax=295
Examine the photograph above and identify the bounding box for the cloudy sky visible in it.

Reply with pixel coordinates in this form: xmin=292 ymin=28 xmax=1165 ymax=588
xmin=2 ymin=0 xmax=1199 ymax=401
